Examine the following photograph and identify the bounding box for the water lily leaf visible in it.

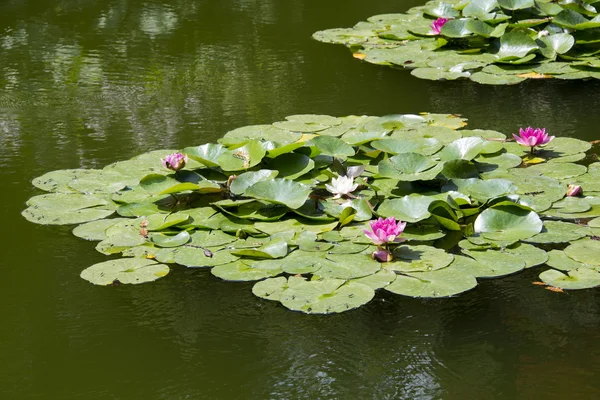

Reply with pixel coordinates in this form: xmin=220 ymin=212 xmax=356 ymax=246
xmin=496 ymin=30 xmax=539 ymax=60
xmin=95 ymin=228 xmax=147 ymax=255
xmin=229 ymin=170 xmax=279 ymax=195
xmin=72 ymin=218 xmax=128 ymax=241
xmin=68 ymin=170 xmax=130 ymax=194
xmin=377 ymin=194 xmax=435 ymax=223
xmin=320 ymin=198 xmax=372 ymax=222
xmin=539 ymin=268 xmax=600 ymax=289
xmin=564 ymin=238 xmax=600 ymax=266
xmin=475 ymin=152 xmax=523 ymax=172
xmin=174 ymin=247 xmax=238 ymax=267
xmin=252 ymin=276 xmax=289 ymax=301
xmin=145 ymin=212 xmax=189 ymax=231
xmin=542 ymin=137 xmax=592 ymax=155
xmin=441 ymin=19 xmax=474 ymax=38
xmin=212 ymin=259 xmax=283 ymax=281
xmin=442 ymin=159 xmax=480 ymax=179
xmin=318 ymin=253 xmax=381 ymax=279
xmin=190 ymin=230 xmax=239 ymax=249
xmin=220 ymin=124 xmax=301 ymax=146
xmin=439 ymin=137 xmax=486 ymax=161
xmin=273 ymin=120 xmax=330 ymax=133
xmin=245 ymin=179 xmax=311 ymax=209
xmin=351 ymin=269 xmax=397 ymax=289
xmin=553 ymin=9 xmax=600 ymax=30
xmin=150 ymin=231 xmax=191 ymax=248
xmin=310 ymin=136 xmax=355 ymax=157
xmin=231 ymin=238 xmax=288 ymax=259
xmin=32 ymin=169 xmax=86 ymax=193
xmin=552 ymin=197 xmax=591 ymax=213
xmin=498 ymin=0 xmax=534 ymax=10
xmin=23 ymin=193 xmax=115 ymax=225
xmin=474 ymin=203 xmax=543 ymax=241
xmin=546 ymin=249 xmax=600 ymax=271
xmin=402 ymin=225 xmax=448 ymax=241
xmin=80 ymin=258 xmax=169 ymax=285
xmin=461 ymin=249 xmax=526 ymax=276
xmin=385 ymin=265 xmax=477 ymax=298
xmin=463 ymin=0 xmax=500 ymax=19
xmin=537 ymin=33 xmax=575 ymax=59
xmin=464 ymin=178 xmax=518 ymax=202
xmin=589 ymin=217 xmax=600 ymax=227
xmin=268 ymin=153 xmax=315 ymax=180
xmin=525 ymin=220 xmax=588 ymax=243
xmin=183 ymin=143 xmax=227 ymax=167
xmin=327 ymin=242 xmax=371 ymax=254
xmin=386 ymin=244 xmax=454 ymax=273
xmin=527 ymin=162 xmax=587 ymax=180
xmin=371 ymin=137 xmax=442 ymax=155
xmin=217 ymin=141 xmax=267 ymax=171
xmin=469 ymin=72 xmax=526 ymax=84
xmin=378 ymin=152 xmax=440 ymax=181
xmin=280 ymin=277 xmax=375 ymax=314
xmin=425 ymin=2 xmax=461 ymax=18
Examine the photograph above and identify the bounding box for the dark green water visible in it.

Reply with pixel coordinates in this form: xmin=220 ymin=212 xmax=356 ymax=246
xmin=2 ymin=1 xmax=600 ymax=398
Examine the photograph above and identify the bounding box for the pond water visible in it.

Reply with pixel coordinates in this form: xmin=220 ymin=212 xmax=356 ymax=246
xmin=2 ymin=0 xmax=600 ymax=398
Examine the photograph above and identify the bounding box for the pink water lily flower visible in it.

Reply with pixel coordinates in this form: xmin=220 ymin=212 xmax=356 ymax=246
xmin=431 ymin=18 xmax=450 ymax=35
xmin=364 ymin=217 xmax=407 ymax=246
xmin=567 ymin=184 xmax=582 ymax=197
xmin=162 ymin=152 xmax=188 ymax=171
xmin=513 ymin=127 xmax=554 ymax=155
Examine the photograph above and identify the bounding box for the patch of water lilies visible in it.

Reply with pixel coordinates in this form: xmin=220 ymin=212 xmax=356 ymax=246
xmin=313 ymin=0 xmax=600 ymax=84
xmin=23 ymin=113 xmax=600 ymax=313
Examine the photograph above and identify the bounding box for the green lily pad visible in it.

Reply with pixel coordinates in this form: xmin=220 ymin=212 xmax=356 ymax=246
xmin=212 ymin=259 xmax=283 ymax=281
xmin=474 ymin=203 xmax=543 ymax=241
xmin=539 ymin=268 xmax=600 ymax=290
xmin=310 ymin=136 xmax=356 ymax=157
xmin=220 ymin=124 xmax=301 ymax=146
xmin=22 ymin=193 xmax=115 ymax=225
xmin=385 ymin=265 xmax=477 ymax=298
xmin=318 ymin=253 xmax=381 ymax=279
xmin=386 ymin=244 xmax=454 ymax=273
xmin=280 ymin=277 xmax=375 ymax=314
xmin=377 ymin=194 xmax=435 ymax=223
xmin=217 ymin=140 xmax=267 ymax=171
xmin=245 ymin=179 xmax=311 ymax=210
xmin=461 ymin=249 xmax=526 ymax=277
xmin=545 ymin=249 xmax=600 ymax=272
xmin=150 ymin=231 xmax=191 ymax=248
xmin=72 ymin=218 xmax=128 ymax=241
xmin=173 ymin=247 xmax=239 ymax=268
xmin=252 ymin=276 xmax=289 ymax=301
xmin=80 ymin=258 xmax=169 ymax=285
xmin=525 ymin=220 xmax=588 ymax=243
xmin=564 ymin=238 xmax=600 ymax=266
xmin=230 ymin=238 xmax=288 ymax=259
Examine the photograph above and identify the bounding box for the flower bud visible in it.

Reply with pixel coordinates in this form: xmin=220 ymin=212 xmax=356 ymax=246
xmin=161 ymin=153 xmax=187 ymax=171
xmin=567 ymin=184 xmax=582 ymax=197
xmin=371 ymin=249 xmax=393 ymax=263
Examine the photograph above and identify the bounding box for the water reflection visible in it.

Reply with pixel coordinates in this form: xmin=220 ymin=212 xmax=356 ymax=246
xmin=2 ymin=0 xmax=600 ymax=399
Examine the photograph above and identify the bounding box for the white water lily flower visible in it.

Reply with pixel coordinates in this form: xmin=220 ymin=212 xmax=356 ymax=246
xmin=325 ymin=175 xmax=358 ymax=199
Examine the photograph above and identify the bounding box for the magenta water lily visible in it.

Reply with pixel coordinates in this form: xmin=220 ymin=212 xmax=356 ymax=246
xmin=567 ymin=184 xmax=582 ymax=197
xmin=162 ymin=152 xmax=188 ymax=171
xmin=430 ymin=18 xmax=450 ymax=35
xmin=513 ymin=127 xmax=554 ymax=155
xmin=364 ymin=217 xmax=406 ymax=246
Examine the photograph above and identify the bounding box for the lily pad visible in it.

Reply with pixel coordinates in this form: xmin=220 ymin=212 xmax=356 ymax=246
xmin=386 ymin=244 xmax=454 ymax=273
xmin=280 ymin=277 xmax=375 ymax=314
xmin=212 ymin=259 xmax=283 ymax=281
xmin=539 ymin=268 xmax=600 ymax=290
xmin=80 ymin=258 xmax=169 ymax=285
xmin=385 ymin=265 xmax=477 ymax=298
xmin=245 ymin=179 xmax=311 ymax=209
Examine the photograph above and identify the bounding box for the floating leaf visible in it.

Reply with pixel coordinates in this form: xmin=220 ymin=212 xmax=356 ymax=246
xmin=280 ymin=277 xmax=375 ymax=314
xmin=245 ymin=179 xmax=311 ymax=209
xmin=385 ymin=265 xmax=477 ymax=298
xmin=539 ymin=268 xmax=600 ymax=290
xmin=80 ymin=258 xmax=169 ymax=285
xmin=212 ymin=259 xmax=283 ymax=281
xmin=386 ymin=244 xmax=454 ymax=273
xmin=474 ymin=203 xmax=543 ymax=241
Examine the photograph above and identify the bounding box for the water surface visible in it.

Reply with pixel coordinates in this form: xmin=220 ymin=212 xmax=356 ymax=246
xmin=1 ymin=1 xmax=600 ymax=399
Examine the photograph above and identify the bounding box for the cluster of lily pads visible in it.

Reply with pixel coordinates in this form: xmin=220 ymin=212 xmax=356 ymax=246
xmin=313 ymin=0 xmax=600 ymax=84
xmin=23 ymin=113 xmax=600 ymax=314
